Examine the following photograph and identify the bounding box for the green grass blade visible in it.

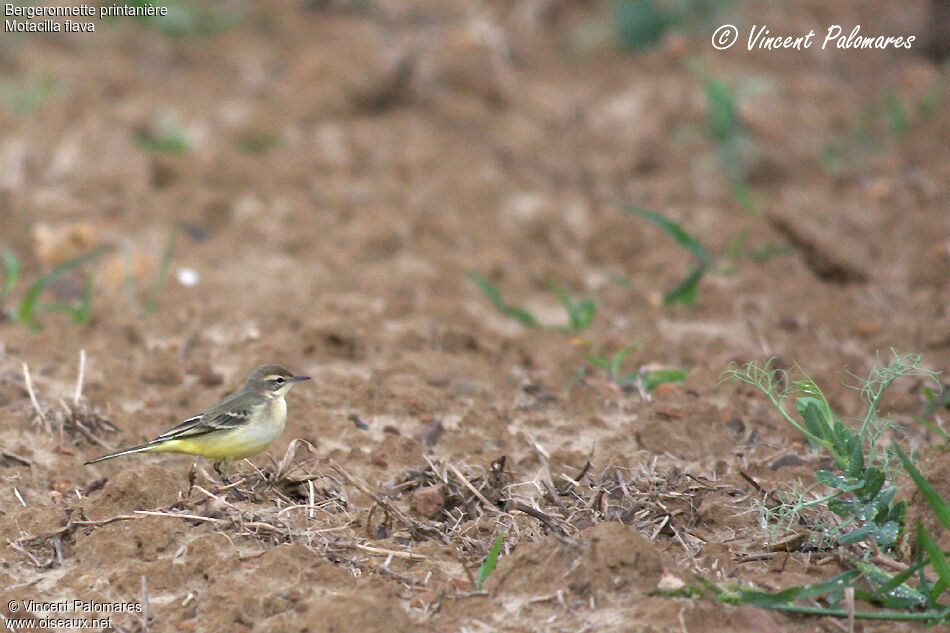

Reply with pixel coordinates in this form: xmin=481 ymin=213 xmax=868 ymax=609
xmin=583 ymin=355 xmax=611 ymax=370
xmin=610 ymin=345 xmax=638 ymax=377
xmin=467 ymin=271 xmax=540 ymax=328
xmin=643 ymin=368 xmax=687 ymax=391
xmin=623 ymin=207 xmax=709 ymax=263
xmin=869 ymin=558 xmax=930 ymax=603
xmin=703 ymin=78 xmax=738 ymax=143
xmin=895 ymin=443 xmax=950 ymax=529
xmin=16 ymin=247 xmax=107 ymax=330
xmin=663 ymin=264 xmax=706 ymax=306
xmin=918 ymin=523 xmax=950 ymax=601
xmin=755 ymin=604 xmax=950 ymax=622
xmin=916 ymin=415 xmax=949 ymax=441
xmin=476 ymin=533 xmax=504 ymax=591
xmin=546 ymin=281 xmax=596 ymax=330
xmin=737 ymin=570 xmax=860 ymax=607
xmin=568 ymin=299 xmax=596 ymax=330
xmin=883 ymin=90 xmax=908 ymax=136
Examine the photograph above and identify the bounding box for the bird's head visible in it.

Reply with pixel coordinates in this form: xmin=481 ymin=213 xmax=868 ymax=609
xmin=246 ymin=364 xmax=310 ymax=397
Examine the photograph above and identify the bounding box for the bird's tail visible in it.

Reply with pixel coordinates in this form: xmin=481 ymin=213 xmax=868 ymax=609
xmin=84 ymin=442 xmax=156 ymax=465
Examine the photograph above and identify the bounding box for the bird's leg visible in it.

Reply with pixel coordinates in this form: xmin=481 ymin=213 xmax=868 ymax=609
xmin=213 ymin=460 xmax=247 ymax=501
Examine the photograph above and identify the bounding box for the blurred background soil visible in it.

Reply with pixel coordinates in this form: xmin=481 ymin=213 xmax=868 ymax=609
xmin=0 ymin=1 xmax=948 ymax=631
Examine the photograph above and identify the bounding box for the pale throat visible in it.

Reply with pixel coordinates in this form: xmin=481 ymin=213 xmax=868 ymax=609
xmin=268 ymin=395 xmax=288 ymax=428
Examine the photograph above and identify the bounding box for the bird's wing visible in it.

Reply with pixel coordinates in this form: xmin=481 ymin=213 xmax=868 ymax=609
xmin=151 ymin=393 xmax=262 ymax=442
xmin=152 ymin=414 xmax=207 ymax=441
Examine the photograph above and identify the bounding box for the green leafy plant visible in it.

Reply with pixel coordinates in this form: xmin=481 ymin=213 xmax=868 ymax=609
xmin=625 ymin=207 xmax=792 ymax=305
xmin=580 ymin=341 xmax=686 ymax=397
xmin=570 ymin=0 xmax=731 ymax=57
xmin=612 ymin=0 xmax=675 ymax=51
xmin=623 ymin=206 xmax=709 ymax=305
xmin=711 ymin=353 xmax=950 ymax=624
xmin=713 ymin=444 xmax=950 ymax=623
xmin=1 ymin=247 xmax=107 ymax=333
xmin=724 ymin=353 xmax=934 ymax=550
xmin=820 ymin=81 xmax=944 ymax=174
xmin=467 ymin=272 xmax=540 ymax=329
xmin=547 ymin=280 xmax=597 ymax=331
xmin=701 ymin=76 xmax=759 ymax=213
xmin=476 ymin=533 xmax=504 ymax=591
xmin=612 ymin=0 xmax=734 ymax=52
xmin=467 ymin=272 xmax=596 ymax=332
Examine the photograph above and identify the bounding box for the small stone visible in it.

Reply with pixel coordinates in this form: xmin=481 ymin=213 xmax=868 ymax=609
xmin=348 ymin=413 xmax=369 ymax=430
xmin=177 ymin=268 xmax=199 ymax=287
xmin=651 ymin=382 xmax=679 ymax=397
xmin=450 ymin=577 xmax=472 ymax=593
xmin=412 ymin=484 xmax=445 ymax=519
xmin=657 ymin=571 xmax=685 ymax=591
xmin=413 ymin=419 xmax=443 ymax=446
xmin=427 ymin=375 xmax=450 ymax=388
xmin=654 ymin=406 xmax=684 ymax=419
xmin=32 ymin=222 xmax=99 ymax=268
xmin=240 ymin=321 xmax=261 ymax=342
xmin=770 ymin=454 xmax=805 ymax=471
xmin=49 ymin=476 xmax=71 ymax=493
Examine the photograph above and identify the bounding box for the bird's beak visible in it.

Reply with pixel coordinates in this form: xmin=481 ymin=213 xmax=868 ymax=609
xmin=291 ymin=375 xmax=311 ymax=383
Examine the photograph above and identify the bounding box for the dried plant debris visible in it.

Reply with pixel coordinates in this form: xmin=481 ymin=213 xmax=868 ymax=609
xmin=10 ymin=446 xmax=746 ymax=593
xmin=14 ymin=352 xmax=118 ymax=446
xmin=54 ymin=399 xmax=118 ymax=446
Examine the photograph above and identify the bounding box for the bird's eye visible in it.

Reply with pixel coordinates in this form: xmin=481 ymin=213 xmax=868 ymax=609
xmin=275 ymin=377 xmax=285 ymax=385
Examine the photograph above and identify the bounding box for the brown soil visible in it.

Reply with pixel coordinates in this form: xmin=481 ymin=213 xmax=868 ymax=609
xmin=1 ymin=1 xmax=948 ymax=632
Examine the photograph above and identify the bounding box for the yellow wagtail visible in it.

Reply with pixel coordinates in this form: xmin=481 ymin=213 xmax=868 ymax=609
xmin=85 ymin=364 xmax=310 ymax=496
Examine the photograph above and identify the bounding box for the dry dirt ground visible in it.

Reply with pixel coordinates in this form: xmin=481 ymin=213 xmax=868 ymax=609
xmin=1 ymin=1 xmax=949 ymax=632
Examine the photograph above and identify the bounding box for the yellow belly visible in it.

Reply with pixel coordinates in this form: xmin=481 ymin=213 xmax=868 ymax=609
xmin=149 ymin=398 xmax=287 ymax=461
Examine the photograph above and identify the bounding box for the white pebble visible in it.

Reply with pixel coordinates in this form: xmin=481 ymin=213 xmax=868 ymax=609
xmin=177 ymin=268 xmax=199 ymax=287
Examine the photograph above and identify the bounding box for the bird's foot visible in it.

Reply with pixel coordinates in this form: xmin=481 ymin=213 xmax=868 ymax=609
xmin=213 ymin=461 xmax=248 ymax=501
